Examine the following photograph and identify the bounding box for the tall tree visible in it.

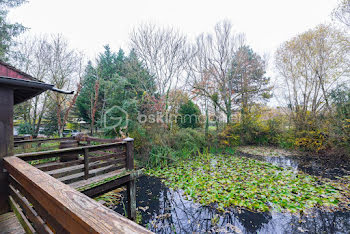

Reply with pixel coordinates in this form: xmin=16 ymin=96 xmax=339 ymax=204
xmin=189 ymin=21 xmax=243 ymax=123
xmin=231 ymin=46 xmax=271 ymax=118
xmin=12 ymin=36 xmax=52 ymax=137
xmin=0 ymin=0 xmax=26 ymax=59
xmin=333 ymin=0 xmax=350 ymax=28
xmin=130 ymin=23 xmax=188 ymax=110
xmin=275 ymin=24 xmax=350 ymax=130
xmin=47 ymin=35 xmax=84 ymax=137
xmin=76 ymin=47 xmax=155 ymax=136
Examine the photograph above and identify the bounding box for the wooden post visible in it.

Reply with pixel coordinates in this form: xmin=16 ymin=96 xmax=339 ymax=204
xmin=83 ymin=148 xmax=89 ymax=180
xmin=127 ymin=179 xmax=136 ymax=220
xmin=0 ymin=87 xmax=13 ymax=214
xmin=123 ymin=137 xmax=136 ymax=220
xmin=124 ymin=137 xmax=134 ymax=170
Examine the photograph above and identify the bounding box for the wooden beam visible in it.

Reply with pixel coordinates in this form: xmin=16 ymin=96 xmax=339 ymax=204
xmin=127 ymin=179 xmax=136 ymax=220
xmin=35 ymin=159 xmax=84 ymax=172
xmin=14 ymin=137 xmax=73 ymax=145
xmin=80 ymin=170 xmax=143 ymax=198
xmin=89 ymin=151 xmax=126 ymax=163
xmin=70 ymin=169 xmax=126 ymax=189
xmin=58 ymin=164 xmax=126 ymax=184
xmin=0 ymin=87 xmax=13 ymax=214
xmin=83 ymin=148 xmax=89 ymax=180
xmin=4 ymin=156 xmax=151 ymax=233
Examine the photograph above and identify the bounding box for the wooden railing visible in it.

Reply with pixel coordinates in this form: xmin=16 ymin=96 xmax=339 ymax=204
xmin=14 ymin=137 xmax=74 ymax=146
xmin=16 ymin=141 xmax=131 ymax=184
xmin=14 ymin=137 xmax=74 ymax=154
xmin=13 ymin=135 xmax=123 ymax=154
xmin=4 ymin=156 xmax=150 ymax=233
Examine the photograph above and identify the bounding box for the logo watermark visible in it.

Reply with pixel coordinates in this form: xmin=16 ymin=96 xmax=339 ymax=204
xmin=104 ymin=105 xmax=206 ymax=129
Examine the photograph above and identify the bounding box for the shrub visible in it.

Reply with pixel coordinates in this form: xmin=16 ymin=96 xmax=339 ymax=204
xmin=170 ymin=128 xmax=206 ymax=153
xmin=294 ymin=130 xmax=328 ymax=152
xmin=177 ymin=100 xmax=202 ymax=129
xmin=147 ymin=145 xmax=175 ymax=168
xmin=277 ymin=130 xmax=295 ymax=149
xmin=218 ymin=124 xmax=241 ymax=147
xmin=18 ymin=122 xmax=33 ymax=135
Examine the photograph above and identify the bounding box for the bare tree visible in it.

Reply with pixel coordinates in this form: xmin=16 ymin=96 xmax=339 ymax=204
xmin=46 ymin=34 xmax=84 ymax=136
xmin=130 ymin=23 xmax=188 ymax=106
xmin=12 ymin=35 xmax=51 ymax=137
xmin=333 ymin=0 xmax=350 ymax=28
xmin=188 ymin=21 xmax=246 ymax=123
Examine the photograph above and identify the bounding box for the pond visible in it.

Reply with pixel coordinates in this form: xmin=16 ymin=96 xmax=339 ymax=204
xmin=115 ymin=175 xmax=350 ymax=233
xmin=237 ymin=151 xmax=350 ymax=179
xmin=114 ymin=152 xmax=350 ymax=233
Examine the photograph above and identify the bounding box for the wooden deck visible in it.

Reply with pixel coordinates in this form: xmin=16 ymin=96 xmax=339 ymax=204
xmin=0 ymin=212 xmax=26 ymax=234
xmin=1 ymin=138 xmax=151 ymax=233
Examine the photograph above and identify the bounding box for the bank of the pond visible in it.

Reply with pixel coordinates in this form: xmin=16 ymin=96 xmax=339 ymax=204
xmin=236 ymin=147 xmax=350 ymax=180
xmin=145 ymin=154 xmax=350 ymax=213
xmin=115 ymin=175 xmax=350 ymax=233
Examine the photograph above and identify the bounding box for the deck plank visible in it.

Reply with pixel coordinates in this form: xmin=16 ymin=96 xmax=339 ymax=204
xmin=0 ymin=212 xmax=26 ymax=234
xmin=58 ymin=164 xmax=126 ymax=184
xmin=69 ymin=169 xmax=127 ymax=189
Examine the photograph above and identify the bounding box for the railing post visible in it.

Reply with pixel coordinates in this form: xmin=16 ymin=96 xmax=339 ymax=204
xmin=123 ymin=137 xmax=136 ymax=220
xmin=83 ymin=148 xmax=89 ymax=180
xmin=124 ymin=137 xmax=134 ymax=170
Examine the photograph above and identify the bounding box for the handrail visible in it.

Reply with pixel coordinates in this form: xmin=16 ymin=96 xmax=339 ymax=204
xmin=14 ymin=137 xmax=74 ymax=145
xmin=16 ymin=142 xmax=126 ymax=161
xmin=4 ymin=156 xmax=151 ymax=233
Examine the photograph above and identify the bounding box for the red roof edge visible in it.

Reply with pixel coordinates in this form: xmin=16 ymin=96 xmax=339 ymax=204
xmin=0 ymin=60 xmax=39 ymax=82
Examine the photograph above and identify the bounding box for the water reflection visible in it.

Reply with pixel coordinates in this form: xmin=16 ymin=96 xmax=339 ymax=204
xmin=115 ymin=176 xmax=350 ymax=234
xmin=237 ymin=152 xmax=350 ymax=180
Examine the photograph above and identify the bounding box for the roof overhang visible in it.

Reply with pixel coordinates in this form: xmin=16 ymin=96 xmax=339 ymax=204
xmin=0 ymin=76 xmax=54 ymax=105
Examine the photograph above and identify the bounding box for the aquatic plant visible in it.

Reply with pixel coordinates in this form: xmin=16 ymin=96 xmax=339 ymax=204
xmin=146 ymin=154 xmax=350 ymax=213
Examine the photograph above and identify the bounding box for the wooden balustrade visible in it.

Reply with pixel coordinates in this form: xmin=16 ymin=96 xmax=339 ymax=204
xmin=3 ymin=156 xmax=150 ymax=233
xmin=13 ymin=137 xmax=74 ymax=146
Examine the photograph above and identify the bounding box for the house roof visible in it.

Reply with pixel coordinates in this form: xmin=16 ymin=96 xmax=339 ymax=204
xmin=0 ymin=76 xmax=54 ymax=104
xmin=0 ymin=60 xmax=38 ymax=81
xmin=0 ymin=60 xmax=73 ymax=105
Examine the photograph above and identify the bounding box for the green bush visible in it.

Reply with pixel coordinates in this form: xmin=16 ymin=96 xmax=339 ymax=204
xmin=277 ymin=131 xmax=295 ymax=149
xmin=147 ymin=145 xmax=175 ymax=168
xmin=170 ymin=128 xmax=206 ymax=153
xmin=18 ymin=122 xmax=33 ymax=135
xmin=177 ymin=100 xmax=202 ymax=129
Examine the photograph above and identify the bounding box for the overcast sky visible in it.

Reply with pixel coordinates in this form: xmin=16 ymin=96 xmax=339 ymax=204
xmin=9 ymin=0 xmax=339 ymax=59
xmin=8 ymin=0 xmax=340 ymax=106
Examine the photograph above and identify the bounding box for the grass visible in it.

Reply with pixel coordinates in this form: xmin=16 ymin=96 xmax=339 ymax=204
xmin=146 ymin=153 xmax=350 ymax=213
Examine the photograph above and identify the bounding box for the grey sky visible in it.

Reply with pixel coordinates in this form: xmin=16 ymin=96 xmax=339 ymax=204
xmin=9 ymin=0 xmax=338 ymax=60
xmin=8 ymin=0 xmax=340 ymax=108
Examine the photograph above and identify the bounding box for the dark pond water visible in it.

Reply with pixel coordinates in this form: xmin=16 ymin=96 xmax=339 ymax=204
xmin=114 ymin=153 xmax=350 ymax=233
xmin=115 ymin=175 xmax=350 ymax=234
xmin=237 ymin=151 xmax=350 ymax=180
